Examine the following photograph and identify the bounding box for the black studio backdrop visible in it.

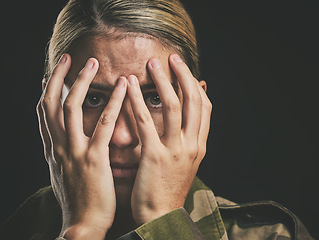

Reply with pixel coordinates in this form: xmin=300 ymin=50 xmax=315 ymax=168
xmin=1 ymin=1 xmax=318 ymax=238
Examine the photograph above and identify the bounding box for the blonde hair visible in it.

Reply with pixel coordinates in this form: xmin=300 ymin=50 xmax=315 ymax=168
xmin=45 ymin=0 xmax=199 ymax=79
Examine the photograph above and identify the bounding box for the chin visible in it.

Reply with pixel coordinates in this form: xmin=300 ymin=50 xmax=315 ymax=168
xmin=114 ymin=178 xmax=135 ymax=208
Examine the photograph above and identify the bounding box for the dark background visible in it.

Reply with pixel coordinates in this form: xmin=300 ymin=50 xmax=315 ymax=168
xmin=1 ymin=1 xmax=318 ymax=238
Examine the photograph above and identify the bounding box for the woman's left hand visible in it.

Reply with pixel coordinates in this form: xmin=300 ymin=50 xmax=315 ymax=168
xmin=127 ymin=54 xmax=212 ymax=225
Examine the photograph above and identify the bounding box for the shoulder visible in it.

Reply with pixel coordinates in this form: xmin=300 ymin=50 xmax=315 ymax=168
xmin=185 ymin=177 xmax=314 ymax=240
xmin=217 ymin=196 xmax=315 ymax=240
xmin=0 ymin=186 xmax=61 ymax=240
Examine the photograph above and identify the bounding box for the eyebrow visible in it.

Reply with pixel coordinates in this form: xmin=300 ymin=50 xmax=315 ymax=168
xmin=89 ymin=83 xmax=113 ymax=92
xmin=89 ymin=82 xmax=178 ymax=92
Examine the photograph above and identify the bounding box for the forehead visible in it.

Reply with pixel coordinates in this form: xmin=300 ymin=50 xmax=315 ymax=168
xmin=67 ymin=35 xmax=174 ymax=86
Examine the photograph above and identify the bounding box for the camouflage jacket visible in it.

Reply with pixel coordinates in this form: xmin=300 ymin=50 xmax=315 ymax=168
xmin=0 ymin=177 xmax=314 ymax=240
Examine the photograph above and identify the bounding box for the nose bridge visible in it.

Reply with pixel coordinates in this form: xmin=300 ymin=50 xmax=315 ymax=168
xmin=110 ymin=97 xmax=139 ymax=149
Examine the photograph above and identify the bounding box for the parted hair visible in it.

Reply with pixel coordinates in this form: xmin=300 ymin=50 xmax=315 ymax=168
xmin=45 ymin=0 xmax=199 ymax=79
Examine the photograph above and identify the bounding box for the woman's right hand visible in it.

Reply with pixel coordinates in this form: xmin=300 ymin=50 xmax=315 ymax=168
xmin=36 ymin=54 xmax=127 ymax=239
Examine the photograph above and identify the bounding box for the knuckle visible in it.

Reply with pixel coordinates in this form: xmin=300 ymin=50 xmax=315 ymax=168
xmin=188 ymin=93 xmax=202 ymax=106
xmin=63 ymin=99 xmax=75 ymax=114
xmin=42 ymin=96 xmax=53 ymax=110
xmin=135 ymin=111 xmax=152 ymax=125
xmin=171 ymin=148 xmax=182 ymax=160
xmin=100 ymin=113 xmax=115 ymax=125
xmin=86 ymin=148 xmax=98 ymax=160
xmin=70 ymin=148 xmax=85 ymax=161
xmin=165 ymin=101 xmax=181 ymax=113
xmin=198 ymin=145 xmax=206 ymax=158
xmin=188 ymin=144 xmax=199 ymax=160
xmin=205 ymin=100 xmax=213 ymax=111
xmin=52 ymin=144 xmax=66 ymax=162
xmin=84 ymin=149 xmax=106 ymax=169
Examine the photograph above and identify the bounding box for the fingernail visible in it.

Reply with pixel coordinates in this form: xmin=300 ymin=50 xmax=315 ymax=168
xmin=128 ymin=75 xmax=138 ymax=85
xmin=86 ymin=59 xmax=94 ymax=69
xmin=117 ymin=77 xmax=126 ymax=88
xmin=59 ymin=54 xmax=67 ymax=63
xmin=172 ymin=54 xmax=183 ymax=63
xmin=150 ymin=58 xmax=161 ymax=69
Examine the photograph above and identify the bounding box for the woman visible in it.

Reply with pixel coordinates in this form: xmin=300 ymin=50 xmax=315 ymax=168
xmin=0 ymin=0 xmax=314 ymax=239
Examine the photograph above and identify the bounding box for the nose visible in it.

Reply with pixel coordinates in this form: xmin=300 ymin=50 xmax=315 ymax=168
xmin=109 ymin=98 xmax=139 ymax=149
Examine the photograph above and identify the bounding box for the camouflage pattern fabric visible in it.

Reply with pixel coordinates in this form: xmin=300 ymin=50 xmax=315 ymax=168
xmin=0 ymin=177 xmax=314 ymax=239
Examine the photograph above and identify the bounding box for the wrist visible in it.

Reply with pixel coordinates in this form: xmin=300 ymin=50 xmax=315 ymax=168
xmin=135 ymin=207 xmax=179 ymax=225
xmin=60 ymin=224 xmax=107 ymax=240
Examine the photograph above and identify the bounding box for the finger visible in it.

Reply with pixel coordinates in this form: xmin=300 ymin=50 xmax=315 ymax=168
xmin=39 ymin=92 xmax=66 ymax=166
xmin=127 ymin=75 xmax=160 ymax=146
xmin=90 ymin=77 xmax=127 ymax=152
xmin=63 ymin=58 xmax=99 ymax=150
xmin=169 ymin=54 xmax=202 ymax=140
xmin=42 ymin=54 xmax=70 ymax=144
xmin=147 ymin=58 xmax=182 ymax=145
xmin=196 ymin=82 xmax=213 ymax=161
xmin=36 ymin=99 xmax=52 ymax=162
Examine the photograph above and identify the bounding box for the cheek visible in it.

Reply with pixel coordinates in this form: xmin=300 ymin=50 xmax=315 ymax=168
xmin=150 ymin=112 xmax=164 ymax=137
xmin=82 ymin=109 xmax=104 ymax=137
xmin=82 ymin=108 xmax=170 ymax=139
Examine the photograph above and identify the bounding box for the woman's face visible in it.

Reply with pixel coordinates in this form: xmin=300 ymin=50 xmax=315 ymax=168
xmin=62 ymin=35 xmax=180 ymax=207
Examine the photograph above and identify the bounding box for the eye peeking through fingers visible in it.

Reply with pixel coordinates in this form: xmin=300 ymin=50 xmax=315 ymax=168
xmin=83 ymin=92 xmax=109 ymax=109
xmin=144 ymin=92 xmax=163 ymax=111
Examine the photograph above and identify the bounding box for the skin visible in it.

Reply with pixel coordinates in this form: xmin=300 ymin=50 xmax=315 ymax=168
xmin=36 ymin=34 xmax=212 ymax=240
